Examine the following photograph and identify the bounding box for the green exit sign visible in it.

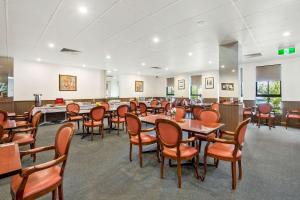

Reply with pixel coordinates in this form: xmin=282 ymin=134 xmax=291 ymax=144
xmin=278 ymin=47 xmax=296 ymax=55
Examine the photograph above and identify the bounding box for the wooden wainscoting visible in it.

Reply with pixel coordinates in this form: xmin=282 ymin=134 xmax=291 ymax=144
xmin=0 ymin=98 xmax=14 ymax=112
xmin=202 ymin=98 xmax=218 ymax=103
xmin=243 ymin=100 xmax=255 ymax=107
xmin=219 ymin=103 xmax=243 ymax=132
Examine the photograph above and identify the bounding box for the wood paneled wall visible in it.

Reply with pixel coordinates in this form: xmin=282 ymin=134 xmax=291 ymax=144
xmin=219 ymin=104 xmax=243 ymax=132
xmin=203 ymin=98 xmax=218 ymax=103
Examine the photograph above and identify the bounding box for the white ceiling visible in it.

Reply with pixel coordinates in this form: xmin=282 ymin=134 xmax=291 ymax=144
xmin=1 ymin=0 xmax=300 ymax=76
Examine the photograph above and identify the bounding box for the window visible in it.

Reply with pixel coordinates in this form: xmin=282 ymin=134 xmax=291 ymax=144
xmin=256 ymin=81 xmax=281 ymax=97
xmin=166 ymin=77 xmax=174 ymax=96
xmin=190 ymin=75 xmax=202 ymax=100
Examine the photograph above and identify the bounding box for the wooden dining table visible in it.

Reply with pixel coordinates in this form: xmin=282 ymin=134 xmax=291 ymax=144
xmin=0 ymin=143 xmax=22 ymax=179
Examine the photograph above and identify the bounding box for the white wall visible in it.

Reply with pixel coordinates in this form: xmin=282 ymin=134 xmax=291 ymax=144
xmin=118 ymin=74 xmax=166 ymax=98
xmin=174 ymin=74 xmax=190 ymax=98
xmin=201 ymin=71 xmax=219 ymax=99
xmin=242 ymin=57 xmax=300 ymax=101
xmin=14 ymin=59 xmax=106 ymax=101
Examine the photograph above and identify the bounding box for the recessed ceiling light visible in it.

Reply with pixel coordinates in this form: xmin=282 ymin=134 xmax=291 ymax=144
xmin=221 ymin=65 xmax=225 ymax=68
xmin=48 ymin=43 xmax=55 ymax=48
xmin=82 ymin=64 xmax=86 ymax=68
xmin=208 ymin=60 xmax=212 ymax=64
xmin=113 ymin=68 xmax=118 ymax=72
xmin=36 ymin=58 xmax=42 ymax=62
xmin=188 ymin=52 xmax=193 ymax=56
xmin=232 ymin=69 xmax=236 ymax=72
xmin=152 ymin=37 xmax=160 ymax=43
xmin=78 ymin=6 xmax=88 ymax=14
xmin=165 ymin=68 xmax=169 ymax=71
xmin=282 ymin=31 xmax=290 ymax=37
xmin=107 ymin=70 xmax=112 ymax=74
xmin=106 ymin=55 xmax=111 ymax=59
xmin=141 ymin=62 xmax=146 ymax=66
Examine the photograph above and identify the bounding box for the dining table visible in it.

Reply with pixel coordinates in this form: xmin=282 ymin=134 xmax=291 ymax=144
xmin=0 ymin=143 xmax=22 ymax=179
xmin=1 ymin=120 xmax=28 ymax=141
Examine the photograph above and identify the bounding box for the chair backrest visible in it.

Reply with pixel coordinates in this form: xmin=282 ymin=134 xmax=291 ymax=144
xmin=26 ymin=105 xmax=35 ymax=122
xmin=192 ymin=105 xmax=203 ymax=120
xmin=0 ymin=110 xmax=8 ymax=122
xmin=199 ymin=109 xmax=220 ymax=123
xmin=150 ymin=99 xmax=158 ymax=107
xmin=125 ymin=113 xmax=141 ymax=138
xmin=31 ymin=111 xmax=42 ymax=139
xmin=211 ymin=103 xmax=219 ymax=111
xmin=164 ymin=103 xmax=171 ymax=114
xmin=161 ymin=100 xmax=168 ymax=108
xmin=0 ymin=125 xmax=4 ymax=143
xmin=139 ymin=102 xmax=147 ymax=114
xmin=117 ymin=104 xmax=129 ymax=118
xmin=130 ymin=101 xmax=137 ymax=112
xmin=155 ymin=119 xmax=182 ymax=149
xmin=54 ymin=123 xmax=75 ymax=161
xmin=175 ymin=106 xmax=186 ymax=119
xmin=66 ymin=103 xmax=80 ymax=115
xmin=234 ymin=118 xmax=251 ymax=147
xmin=258 ymin=103 xmax=272 ymax=114
xmin=101 ymin=102 xmax=110 ymax=112
xmin=90 ymin=106 xmax=106 ymax=121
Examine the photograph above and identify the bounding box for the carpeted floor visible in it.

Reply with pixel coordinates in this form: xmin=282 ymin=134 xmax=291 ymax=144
xmin=1 ymin=122 xmax=300 ymax=200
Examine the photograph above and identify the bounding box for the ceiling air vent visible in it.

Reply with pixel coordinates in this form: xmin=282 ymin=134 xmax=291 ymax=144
xmin=244 ymin=53 xmax=262 ymax=58
xmin=150 ymin=66 xmax=162 ymax=70
xmin=60 ymin=48 xmax=81 ymax=55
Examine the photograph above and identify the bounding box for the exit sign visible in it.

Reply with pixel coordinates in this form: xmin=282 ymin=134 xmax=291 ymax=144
xmin=278 ymin=47 xmax=296 ymax=55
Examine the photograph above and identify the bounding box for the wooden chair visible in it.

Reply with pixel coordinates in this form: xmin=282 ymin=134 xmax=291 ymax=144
xmin=203 ymin=118 xmax=251 ymax=190
xmin=175 ymin=106 xmax=186 ymax=121
xmin=66 ymin=103 xmax=83 ymax=130
xmin=256 ymin=103 xmax=275 ymax=130
xmin=125 ymin=113 xmax=159 ymax=167
xmin=138 ymin=102 xmax=148 ymax=116
xmin=164 ymin=102 xmax=171 ymax=115
xmin=130 ymin=101 xmax=138 ymax=115
xmin=211 ymin=103 xmax=219 ymax=111
xmin=111 ymin=105 xmax=129 ymax=135
xmin=99 ymin=101 xmax=111 ymax=128
xmin=83 ymin=106 xmax=105 ymax=140
xmin=0 ymin=109 xmax=8 ymax=122
xmin=159 ymin=100 xmax=168 ymax=113
xmin=191 ymin=105 xmax=203 ymax=120
xmin=10 ymin=123 xmax=75 ymax=200
xmin=243 ymin=106 xmax=254 ymax=122
xmin=155 ymin=119 xmax=200 ymax=188
xmin=147 ymin=99 xmax=159 ymax=113
xmin=285 ymin=109 xmax=300 ymax=129
xmin=15 ymin=105 xmax=35 ymax=122
xmin=11 ymin=111 xmax=42 ymax=162
xmin=0 ymin=124 xmax=9 ymax=144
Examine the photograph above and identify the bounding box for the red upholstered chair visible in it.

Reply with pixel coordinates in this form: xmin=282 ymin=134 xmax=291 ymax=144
xmin=256 ymin=103 xmax=275 ymax=130
xmin=66 ymin=103 xmax=83 ymax=130
xmin=199 ymin=109 xmax=220 ymax=124
xmin=147 ymin=99 xmax=159 ymax=113
xmin=0 ymin=124 xmax=9 ymax=144
xmin=55 ymin=98 xmax=64 ymax=105
xmin=10 ymin=123 xmax=75 ymax=200
xmin=15 ymin=105 xmax=34 ymax=123
xmin=125 ymin=113 xmax=159 ymax=167
xmin=100 ymin=101 xmax=111 ymax=127
xmin=130 ymin=101 xmax=138 ymax=115
xmin=164 ymin=102 xmax=171 ymax=115
xmin=285 ymin=109 xmax=300 ymax=129
xmin=138 ymin=102 xmax=148 ymax=117
xmin=11 ymin=111 xmax=42 ymax=162
xmin=155 ymin=119 xmax=200 ymax=188
xmin=111 ymin=104 xmax=129 ymax=135
xmin=243 ymin=107 xmax=253 ymax=121
xmin=0 ymin=109 xmax=8 ymax=122
xmin=191 ymin=105 xmax=203 ymax=120
xmin=211 ymin=103 xmax=219 ymax=111
xmin=159 ymin=100 xmax=168 ymax=113
xmin=175 ymin=106 xmax=186 ymax=122
xmin=83 ymin=106 xmax=105 ymax=140
xmin=203 ymin=118 xmax=251 ymax=190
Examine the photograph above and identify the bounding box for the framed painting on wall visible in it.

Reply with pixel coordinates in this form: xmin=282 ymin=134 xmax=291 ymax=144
xmin=59 ymin=74 xmax=77 ymax=91
xmin=135 ymin=81 xmax=144 ymax=92
xmin=221 ymin=83 xmax=234 ymax=91
xmin=178 ymin=79 xmax=185 ymax=90
xmin=205 ymin=77 xmax=214 ymax=89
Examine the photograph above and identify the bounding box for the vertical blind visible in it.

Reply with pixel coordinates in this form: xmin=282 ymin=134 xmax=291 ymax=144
xmin=167 ymin=77 xmax=174 ymax=87
xmin=191 ymin=75 xmax=202 ymax=86
xmin=256 ymin=64 xmax=281 ymax=81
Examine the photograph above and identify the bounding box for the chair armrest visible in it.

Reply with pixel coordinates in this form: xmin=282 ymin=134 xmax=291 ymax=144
xmin=12 ymin=127 xmax=36 ymax=133
xmin=212 ymin=138 xmax=236 ymax=144
xmin=20 ymin=155 xmax=66 ymax=177
xmin=220 ymin=130 xmax=235 ymax=136
xmin=20 ymin=145 xmax=55 ymax=157
xmin=181 ymin=137 xmax=196 ymax=143
xmin=141 ymin=127 xmax=155 ymax=132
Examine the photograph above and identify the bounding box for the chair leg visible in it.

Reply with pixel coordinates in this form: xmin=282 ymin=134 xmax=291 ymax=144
xmin=139 ymin=145 xmax=143 ymax=168
xmin=52 ymin=189 xmax=57 ymax=200
xmin=268 ymin=117 xmax=272 ymax=130
xmin=30 ymin=143 xmax=36 ymax=162
xmin=160 ymin=155 xmax=164 ymax=178
xmin=177 ymin=158 xmax=182 ymax=188
xmin=231 ymin=161 xmax=237 ymax=190
xmin=156 ymin=142 xmax=160 ymax=162
xmin=101 ymin=125 xmax=104 ymax=139
xmin=257 ymin=117 xmax=261 ymax=128
xmin=117 ymin=123 xmax=120 ymax=135
xmin=58 ymin=185 xmax=63 ymax=200
xmin=91 ymin=127 xmax=94 ymax=141
xmin=168 ymin=159 xmax=172 ymax=167
xmin=203 ymin=153 xmax=207 ymax=181
xmin=77 ymin=120 xmax=80 ymax=130
xmin=129 ymin=143 xmax=132 ymax=161
xmin=238 ymin=160 xmax=242 ymax=180
xmin=195 ymin=154 xmax=200 ymax=179
xmin=286 ymin=118 xmax=289 ymax=129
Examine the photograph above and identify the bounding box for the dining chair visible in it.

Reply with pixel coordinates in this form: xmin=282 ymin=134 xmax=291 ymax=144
xmin=243 ymin=106 xmax=254 ymax=122
xmin=164 ymin=102 xmax=171 ymax=115
xmin=147 ymin=99 xmax=159 ymax=113
xmin=15 ymin=105 xmax=35 ymax=123
xmin=130 ymin=101 xmax=138 ymax=115
xmin=159 ymin=100 xmax=168 ymax=113
xmin=11 ymin=111 xmax=42 ymax=162
xmin=0 ymin=124 xmax=9 ymax=143
xmin=211 ymin=103 xmax=219 ymax=111
xmin=125 ymin=113 xmax=159 ymax=167
xmin=203 ymin=118 xmax=251 ymax=190
xmin=191 ymin=105 xmax=203 ymax=120
xmin=256 ymin=103 xmax=275 ymax=130
xmin=83 ymin=106 xmax=105 ymax=140
xmin=199 ymin=109 xmax=220 ymax=123
xmin=138 ymin=102 xmax=148 ymax=117
xmin=285 ymin=109 xmax=300 ymax=129
xmin=99 ymin=101 xmax=111 ymax=127
xmin=175 ymin=106 xmax=186 ymax=121
xmin=0 ymin=109 xmax=8 ymax=122
xmin=66 ymin=103 xmax=83 ymax=130
xmin=10 ymin=123 xmax=75 ymax=200
xmin=155 ymin=119 xmax=200 ymax=188
xmin=111 ymin=104 xmax=129 ymax=135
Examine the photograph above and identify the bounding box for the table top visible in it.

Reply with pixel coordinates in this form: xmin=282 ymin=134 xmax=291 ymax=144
xmin=0 ymin=143 xmax=22 ymax=179
xmin=140 ymin=114 xmax=224 ymax=135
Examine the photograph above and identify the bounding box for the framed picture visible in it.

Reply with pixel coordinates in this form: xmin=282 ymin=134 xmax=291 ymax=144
xmin=59 ymin=75 xmax=77 ymax=91
xmin=135 ymin=81 xmax=144 ymax=92
xmin=178 ymin=79 xmax=185 ymax=90
xmin=205 ymin=77 xmax=214 ymax=89
xmin=221 ymin=83 xmax=234 ymax=91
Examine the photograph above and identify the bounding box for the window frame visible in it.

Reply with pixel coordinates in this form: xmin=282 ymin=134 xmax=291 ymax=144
xmin=255 ymin=81 xmax=282 ymax=98
xmin=166 ymin=86 xmax=174 ymax=96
